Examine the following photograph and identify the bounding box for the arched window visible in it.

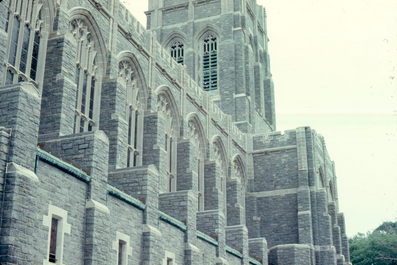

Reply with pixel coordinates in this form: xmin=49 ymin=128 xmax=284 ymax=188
xmin=202 ymin=33 xmax=218 ymax=91
xmin=70 ymin=18 xmax=102 ymax=133
xmin=213 ymin=137 xmax=228 ymax=212
xmin=3 ymin=0 xmax=48 ymax=86
xmin=157 ymin=92 xmax=179 ymax=192
xmin=118 ymin=60 xmax=145 ymax=167
xmin=188 ymin=117 xmax=206 ymax=211
xmin=170 ymin=40 xmax=184 ymax=65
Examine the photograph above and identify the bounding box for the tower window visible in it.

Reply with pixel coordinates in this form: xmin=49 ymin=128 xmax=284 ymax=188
xmin=202 ymin=34 xmax=218 ymax=91
xmin=167 ymin=258 xmax=173 ymax=265
xmin=170 ymin=40 xmax=184 ymax=64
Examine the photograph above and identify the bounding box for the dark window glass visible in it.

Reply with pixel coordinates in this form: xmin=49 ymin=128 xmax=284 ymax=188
xmin=202 ymin=35 xmax=218 ymax=91
xmin=127 ymin=108 xmax=133 ymax=146
xmin=8 ymin=17 xmax=20 ymax=65
xmin=49 ymin=218 xmax=58 ymax=263
xmin=30 ymin=32 xmax=40 ymax=80
xmin=89 ymin=77 xmax=95 ymax=119
xmin=81 ymin=72 xmax=87 ymax=114
xmin=133 ymin=110 xmax=139 ymax=149
xmin=20 ymin=24 xmax=30 ymax=73
xmin=169 ymin=137 xmax=173 ymax=173
xmin=127 ymin=108 xmax=133 ymax=167
xmin=170 ymin=41 xmax=184 ymax=64
xmin=118 ymin=240 xmax=126 ymax=265
xmin=5 ymin=11 xmax=10 ymax=32
xmin=6 ymin=69 xmax=14 ymax=85
xmin=79 ymin=118 xmax=85 ymax=133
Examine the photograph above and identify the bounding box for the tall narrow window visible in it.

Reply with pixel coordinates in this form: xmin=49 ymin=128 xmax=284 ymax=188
xmin=202 ymin=34 xmax=218 ymax=91
xmin=157 ymin=93 xmax=178 ymax=193
xmin=71 ymin=19 xmax=102 ymax=133
xmin=113 ymin=232 xmax=132 ymax=265
xmin=197 ymin=158 xmax=204 ymax=211
xmin=118 ymin=240 xmax=126 ymax=265
xmin=119 ymin=60 xmax=145 ymax=168
xmin=170 ymin=40 xmax=184 ymax=64
xmin=43 ymin=205 xmax=71 ymax=265
xmin=3 ymin=1 xmax=46 ymax=86
xmin=167 ymin=258 xmax=173 ymax=265
xmin=49 ymin=218 xmax=58 ymax=263
xmin=167 ymin=136 xmax=174 ymax=192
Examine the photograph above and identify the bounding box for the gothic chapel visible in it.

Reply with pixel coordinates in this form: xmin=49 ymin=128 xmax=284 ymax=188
xmin=0 ymin=0 xmax=351 ymax=264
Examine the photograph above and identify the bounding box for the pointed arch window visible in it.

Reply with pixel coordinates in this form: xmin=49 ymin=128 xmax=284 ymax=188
xmin=202 ymin=34 xmax=218 ymax=91
xmin=157 ymin=93 xmax=178 ymax=192
xmin=188 ymin=118 xmax=205 ymax=211
xmin=3 ymin=0 xmax=48 ymax=86
xmin=214 ymin=139 xmax=227 ymax=213
xmin=170 ymin=40 xmax=184 ymax=64
xmin=119 ymin=60 xmax=145 ymax=168
xmin=71 ymin=19 xmax=102 ymax=133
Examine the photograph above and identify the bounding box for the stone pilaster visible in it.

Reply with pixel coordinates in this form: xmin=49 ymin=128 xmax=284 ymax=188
xmin=39 ymin=32 xmax=78 ymax=138
xmin=100 ymin=79 xmax=128 ymax=170
xmin=0 ymin=83 xmax=41 ymax=170
xmin=249 ymin=238 xmax=268 ymax=265
xmin=227 ymin=178 xmax=244 ymax=226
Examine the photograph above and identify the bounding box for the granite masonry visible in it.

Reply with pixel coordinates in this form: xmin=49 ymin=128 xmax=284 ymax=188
xmin=0 ymin=0 xmax=351 ymax=264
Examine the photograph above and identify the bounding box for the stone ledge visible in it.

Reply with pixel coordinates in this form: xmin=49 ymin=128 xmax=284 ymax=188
xmin=159 ymin=211 xmax=187 ymax=232
xmin=107 ymin=185 xmax=146 ymax=211
xmin=248 ymin=257 xmax=262 ymax=265
xmin=6 ymin=162 xmax=39 ymax=182
xmin=225 ymin=245 xmax=243 ymax=259
xmin=196 ymin=231 xmax=219 ymax=247
xmin=36 ymin=148 xmax=91 ymax=183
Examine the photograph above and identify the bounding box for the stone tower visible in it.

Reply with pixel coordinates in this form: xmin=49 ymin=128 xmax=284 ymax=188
xmin=146 ymin=0 xmax=276 ymax=133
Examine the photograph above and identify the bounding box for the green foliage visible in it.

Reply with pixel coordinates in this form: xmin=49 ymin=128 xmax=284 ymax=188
xmin=350 ymin=221 xmax=397 ymax=265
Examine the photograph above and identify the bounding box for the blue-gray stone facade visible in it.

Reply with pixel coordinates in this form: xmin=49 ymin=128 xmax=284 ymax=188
xmin=0 ymin=0 xmax=351 ymax=265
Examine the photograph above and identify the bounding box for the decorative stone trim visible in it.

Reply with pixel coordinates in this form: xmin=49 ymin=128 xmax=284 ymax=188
xmin=42 ymin=205 xmax=71 ymax=265
xmin=112 ymin=231 xmax=133 ymax=265
xmin=36 ymin=148 xmax=91 ymax=183
xmin=248 ymin=257 xmax=263 ymax=265
xmin=158 ymin=211 xmax=187 ymax=231
xmin=162 ymin=250 xmax=177 ymax=265
xmin=6 ymin=162 xmax=39 ymax=182
xmin=225 ymin=245 xmax=243 ymax=258
xmin=86 ymin=199 xmax=110 ymax=214
xmin=196 ymin=231 xmax=219 ymax=246
xmin=107 ymin=185 xmax=146 ymax=211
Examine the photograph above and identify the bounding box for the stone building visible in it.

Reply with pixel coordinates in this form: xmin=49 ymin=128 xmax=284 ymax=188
xmin=0 ymin=0 xmax=351 ymax=264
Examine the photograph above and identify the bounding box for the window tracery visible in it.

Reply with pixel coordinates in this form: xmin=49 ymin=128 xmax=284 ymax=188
xmin=188 ymin=118 xmax=205 ymax=210
xmin=202 ymin=33 xmax=218 ymax=91
xmin=70 ymin=18 xmax=101 ymax=133
xmin=232 ymin=156 xmax=245 ymax=183
xmin=118 ymin=60 xmax=145 ymax=167
xmin=157 ymin=93 xmax=178 ymax=192
xmin=170 ymin=40 xmax=184 ymax=65
xmin=4 ymin=0 xmax=48 ymax=86
xmin=213 ymin=139 xmax=227 ymax=212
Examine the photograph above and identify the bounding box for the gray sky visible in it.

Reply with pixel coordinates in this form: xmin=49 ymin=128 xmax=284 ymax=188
xmin=125 ymin=0 xmax=397 ymax=237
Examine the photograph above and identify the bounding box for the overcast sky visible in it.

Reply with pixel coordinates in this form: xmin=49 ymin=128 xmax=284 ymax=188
xmin=125 ymin=0 xmax=397 ymax=237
